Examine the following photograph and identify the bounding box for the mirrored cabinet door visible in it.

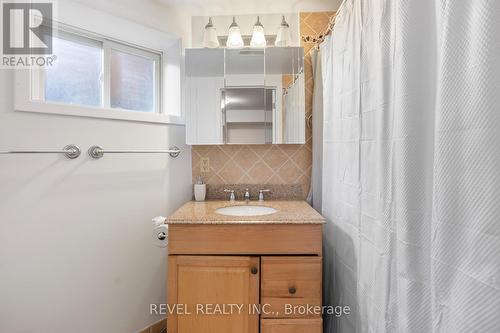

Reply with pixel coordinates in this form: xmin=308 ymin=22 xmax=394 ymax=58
xmin=185 ymin=48 xmax=225 ymax=145
xmin=185 ymin=47 xmax=305 ymax=145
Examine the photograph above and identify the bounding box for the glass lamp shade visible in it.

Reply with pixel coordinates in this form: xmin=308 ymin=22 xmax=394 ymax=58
xmin=226 ymin=17 xmax=244 ymax=48
xmin=275 ymin=16 xmax=292 ymax=47
xmin=250 ymin=16 xmax=267 ymax=48
xmin=203 ymin=18 xmax=219 ymax=48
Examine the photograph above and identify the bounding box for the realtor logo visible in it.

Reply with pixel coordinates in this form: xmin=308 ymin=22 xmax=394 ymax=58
xmin=2 ymin=2 xmax=53 ymax=54
xmin=1 ymin=1 xmax=55 ymax=67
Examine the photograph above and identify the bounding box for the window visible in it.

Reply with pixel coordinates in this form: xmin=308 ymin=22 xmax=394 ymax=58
xmin=45 ymin=33 xmax=103 ymax=107
xmin=40 ymin=28 xmax=161 ymax=114
xmin=109 ymin=47 xmax=159 ymax=113
xmin=15 ymin=11 xmax=183 ymax=125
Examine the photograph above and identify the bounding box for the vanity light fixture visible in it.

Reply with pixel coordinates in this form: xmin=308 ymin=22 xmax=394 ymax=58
xmin=250 ymin=16 xmax=267 ymax=48
xmin=203 ymin=17 xmax=219 ymax=48
xmin=275 ymin=15 xmax=292 ymax=46
xmin=226 ymin=17 xmax=244 ymax=48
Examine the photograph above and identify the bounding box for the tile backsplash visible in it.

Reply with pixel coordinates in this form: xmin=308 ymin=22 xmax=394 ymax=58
xmin=191 ymin=11 xmax=335 ymax=199
xmin=192 ymin=145 xmax=312 ymax=196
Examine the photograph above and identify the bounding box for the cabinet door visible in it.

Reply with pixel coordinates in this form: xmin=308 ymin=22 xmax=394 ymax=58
xmin=185 ymin=76 xmax=224 ymax=145
xmin=168 ymin=256 xmax=259 ymax=333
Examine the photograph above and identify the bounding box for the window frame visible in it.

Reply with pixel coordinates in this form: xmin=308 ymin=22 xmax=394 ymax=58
xmin=15 ymin=14 xmax=183 ymax=124
xmin=106 ymin=40 xmax=162 ymax=114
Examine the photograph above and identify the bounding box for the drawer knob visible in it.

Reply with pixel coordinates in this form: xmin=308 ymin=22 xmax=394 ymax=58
xmin=251 ymin=267 xmax=258 ymax=275
xmin=288 ymin=287 xmax=297 ymax=294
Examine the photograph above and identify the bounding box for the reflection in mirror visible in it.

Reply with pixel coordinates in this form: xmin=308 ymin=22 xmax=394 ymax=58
xmin=222 ymin=87 xmax=274 ymax=144
xmin=266 ymin=47 xmax=305 ymax=144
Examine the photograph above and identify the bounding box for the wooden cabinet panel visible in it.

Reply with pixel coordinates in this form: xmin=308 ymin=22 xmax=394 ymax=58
xmin=261 ymin=257 xmax=322 ymax=318
xmin=261 ymin=319 xmax=322 ymax=333
xmin=167 ymin=256 xmax=259 ymax=333
xmin=168 ymin=224 xmax=322 ymax=255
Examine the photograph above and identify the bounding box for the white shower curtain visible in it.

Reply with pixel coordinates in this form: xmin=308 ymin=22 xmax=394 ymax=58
xmin=309 ymin=49 xmax=324 ymax=211
xmin=322 ymin=0 xmax=500 ymax=332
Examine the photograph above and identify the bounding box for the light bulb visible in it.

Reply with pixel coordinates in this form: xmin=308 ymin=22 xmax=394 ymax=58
xmin=250 ymin=16 xmax=266 ymax=48
xmin=203 ymin=17 xmax=219 ymax=48
xmin=275 ymin=16 xmax=291 ymax=47
xmin=226 ymin=17 xmax=244 ymax=49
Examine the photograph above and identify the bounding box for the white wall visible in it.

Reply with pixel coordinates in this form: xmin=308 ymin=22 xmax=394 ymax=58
xmin=71 ymin=0 xmax=192 ymax=44
xmin=0 ymin=1 xmax=191 ymax=333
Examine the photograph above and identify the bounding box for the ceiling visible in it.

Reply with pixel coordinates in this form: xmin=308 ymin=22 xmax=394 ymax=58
xmin=156 ymin=0 xmax=340 ymax=13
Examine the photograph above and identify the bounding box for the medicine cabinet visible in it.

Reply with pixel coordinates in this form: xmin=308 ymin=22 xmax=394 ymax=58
xmin=185 ymin=47 xmax=305 ymax=145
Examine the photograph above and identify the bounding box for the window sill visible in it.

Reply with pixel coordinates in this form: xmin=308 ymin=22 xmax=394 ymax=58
xmin=15 ymin=70 xmax=184 ymax=125
xmin=14 ymin=99 xmax=184 ymax=125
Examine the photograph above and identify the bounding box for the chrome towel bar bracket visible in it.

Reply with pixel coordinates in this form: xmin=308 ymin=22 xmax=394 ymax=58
xmin=88 ymin=145 xmax=181 ymax=159
xmin=0 ymin=144 xmax=81 ymax=159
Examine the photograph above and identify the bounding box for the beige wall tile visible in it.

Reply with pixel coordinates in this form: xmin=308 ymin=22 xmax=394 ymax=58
xmin=262 ymin=146 xmax=288 ymax=170
xmin=218 ymin=160 xmax=245 ymax=183
xmin=249 ymin=144 xmax=272 ymax=156
xmin=234 ymin=146 xmax=259 ymax=169
xmin=207 ymin=146 xmax=230 ymax=171
xmin=292 ymin=145 xmax=313 ymax=171
xmin=278 ymin=144 xmax=303 ymax=157
xmin=279 ymin=160 xmax=304 ymax=184
xmin=267 ymin=174 xmax=286 ymax=184
xmin=248 ymin=161 xmax=274 ymax=184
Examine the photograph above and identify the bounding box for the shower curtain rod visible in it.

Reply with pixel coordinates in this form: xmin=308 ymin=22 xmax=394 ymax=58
xmin=324 ymin=14 xmax=336 ymax=37
xmin=330 ymin=0 xmax=349 ymax=31
xmin=311 ymin=0 xmax=348 ymax=48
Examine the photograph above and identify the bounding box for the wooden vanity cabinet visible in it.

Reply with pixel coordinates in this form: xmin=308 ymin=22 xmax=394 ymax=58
xmin=167 ymin=224 xmax=323 ymax=333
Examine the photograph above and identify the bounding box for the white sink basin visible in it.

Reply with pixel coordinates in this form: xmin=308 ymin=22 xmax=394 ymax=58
xmin=215 ymin=205 xmax=278 ymax=217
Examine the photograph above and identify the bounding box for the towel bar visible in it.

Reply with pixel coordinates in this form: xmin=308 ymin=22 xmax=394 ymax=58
xmin=87 ymin=145 xmax=181 ymax=159
xmin=0 ymin=145 xmax=81 ymax=159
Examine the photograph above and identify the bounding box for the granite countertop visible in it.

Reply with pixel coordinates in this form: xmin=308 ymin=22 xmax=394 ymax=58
xmin=166 ymin=200 xmax=325 ymax=224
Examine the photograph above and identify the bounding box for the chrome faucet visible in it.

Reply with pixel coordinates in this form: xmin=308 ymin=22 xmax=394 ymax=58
xmin=259 ymin=189 xmax=271 ymax=201
xmin=244 ymin=188 xmax=251 ymax=202
xmin=224 ymin=189 xmax=235 ymax=202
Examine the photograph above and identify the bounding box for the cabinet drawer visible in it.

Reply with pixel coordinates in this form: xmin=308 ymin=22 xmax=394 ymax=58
xmin=261 ymin=257 xmax=322 ymax=318
xmin=261 ymin=319 xmax=322 ymax=333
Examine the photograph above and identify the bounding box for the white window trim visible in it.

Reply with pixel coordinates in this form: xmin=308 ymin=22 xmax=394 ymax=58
xmin=14 ymin=2 xmax=184 ymax=125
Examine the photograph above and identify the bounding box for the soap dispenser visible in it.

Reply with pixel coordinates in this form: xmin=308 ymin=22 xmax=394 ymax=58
xmin=194 ymin=176 xmax=206 ymax=201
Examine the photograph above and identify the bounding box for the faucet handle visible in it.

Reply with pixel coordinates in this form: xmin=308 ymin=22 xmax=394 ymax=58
xmin=224 ymin=189 xmax=235 ymax=201
xmin=244 ymin=188 xmax=251 ymax=201
xmin=258 ymin=189 xmax=271 ymax=201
